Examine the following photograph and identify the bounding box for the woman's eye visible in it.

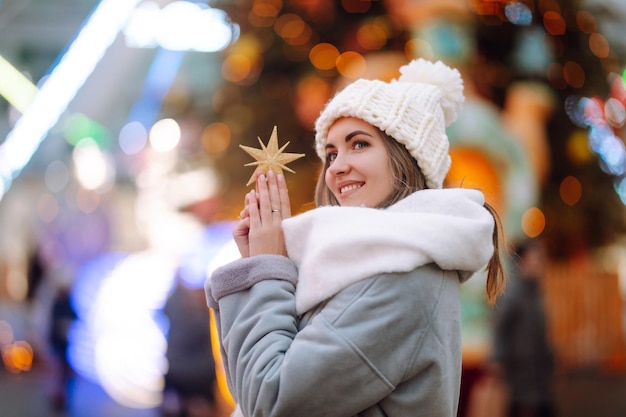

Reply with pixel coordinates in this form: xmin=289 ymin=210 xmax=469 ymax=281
xmin=326 ymin=152 xmax=337 ymax=162
xmin=353 ymin=140 xmax=369 ymax=150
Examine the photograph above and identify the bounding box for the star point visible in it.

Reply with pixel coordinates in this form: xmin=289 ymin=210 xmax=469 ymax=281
xmin=240 ymin=126 xmax=305 ymax=186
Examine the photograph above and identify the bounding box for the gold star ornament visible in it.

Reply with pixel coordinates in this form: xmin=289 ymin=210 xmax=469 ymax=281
xmin=240 ymin=126 xmax=305 ymax=186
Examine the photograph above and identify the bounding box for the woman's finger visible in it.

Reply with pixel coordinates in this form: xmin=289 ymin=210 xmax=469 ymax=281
xmin=247 ymin=190 xmax=261 ymax=229
xmin=267 ymin=170 xmax=283 ymax=221
xmin=277 ymin=173 xmax=291 ymax=218
xmin=256 ymin=174 xmax=273 ymax=224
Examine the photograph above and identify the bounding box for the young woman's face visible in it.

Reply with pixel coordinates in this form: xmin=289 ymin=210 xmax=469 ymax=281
xmin=324 ymin=117 xmax=395 ymax=207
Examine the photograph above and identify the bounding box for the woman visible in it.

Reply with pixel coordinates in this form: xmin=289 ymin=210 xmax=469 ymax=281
xmin=206 ymin=58 xmax=506 ymax=417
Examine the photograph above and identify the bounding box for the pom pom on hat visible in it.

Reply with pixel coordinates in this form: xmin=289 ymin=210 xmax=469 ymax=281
xmin=397 ymin=59 xmax=464 ymax=127
xmin=314 ymin=58 xmax=465 ymax=189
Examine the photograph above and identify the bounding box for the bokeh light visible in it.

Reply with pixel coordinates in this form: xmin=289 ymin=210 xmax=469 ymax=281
xmin=566 ymin=130 xmax=593 ymax=165
xmin=275 ymin=13 xmax=311 ymax=46
xmin=222 ymin=54 xmax=254 ymax=83
xmin=1 ymin=341 xmax=33 ymax=374
xmin=309 ymin=43 xmax=340 ymax=71
xmin=357 ymin=22 xmax=388 ymax=50
xmin=69 ymin=251 xmax=176 ymax=408
xmin=336 ymin=51 xmax=367 ymax=79
xmin=119 ymin=121 xmax=149 ymax=155
xmin=202 ymin=122 xmax=232 ymax=155
xmin=576 ymin=10 xmax=597 ymax=34
xmin=560 ymin=176 xmax=583 ymax=206
xmin=589 ymin=33 xmax=610 ymax=59
xmin=149 ymin=118 xmax=181 ymax=152
xmin=605 ymin=98 xmax=626 ymax=128
xmin=521 ymin=207 xmax=546 ymax=238
xmin=124 ymin=1 xmax=237 ymax=52
xmin=543 ymin=11 xmax=566 ymax=35
xmin=564 ymin=61 xmax=585 ymax=88
xmin=73 ymin=138 xmax=115 ymax=191
xmin=505 ymin=2 xmax=533 ymax=26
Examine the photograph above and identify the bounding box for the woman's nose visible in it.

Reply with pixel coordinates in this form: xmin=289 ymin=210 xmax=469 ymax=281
xmin=327 ymin=153 xmax=349 ymax=176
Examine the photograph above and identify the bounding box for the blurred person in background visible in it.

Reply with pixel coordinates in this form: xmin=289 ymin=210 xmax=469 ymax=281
xmin=491 ymin=238 xmax=556 ymax=417
xmin=162 ymin=277 xmax=218 ymax=417
xmin=47 ymin=281 xmax=77 ymax=411
xmin=206 ymin=58 xmax=506 ymax=417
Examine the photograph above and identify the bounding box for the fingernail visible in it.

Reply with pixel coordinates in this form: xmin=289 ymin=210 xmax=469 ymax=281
xmin=259 ymin=174 xmax=266 ymax=183
xmin=267 ymin=170 xmax=275 ymax=179
xmin=278 ymin=174 xmax=284 ymax=183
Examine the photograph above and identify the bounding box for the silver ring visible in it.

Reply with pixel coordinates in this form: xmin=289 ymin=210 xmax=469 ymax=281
xmin=271 ymin=209 xmax=279 ymax=213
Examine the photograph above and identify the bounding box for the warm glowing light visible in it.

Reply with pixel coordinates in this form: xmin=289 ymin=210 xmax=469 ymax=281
xmin=566 ymin=130 xmax=593 ymax=164
xmin=336 ymin=51 xmax=367 ymax=79
xmin=202 ymin=122 xmax=232 ymax=154
xmin=295 ymin=75 xmax=332 ymax=127
xmin=543 ymin=11 xmax=566 ymax=35
xmin=2 ymin=341 xmax=34 ymax=373
xmin=222 ymin=54 xmax=253 ymax=83
xmin=149 ymin=119 xmax=181 ymax=152
xmin=589 ymin=33 xmax=610 ymax=59
xmin=560 ymin=176 xmax=582 ymax=206
xmin=357 ymin=23 xmax=387 ymax=50
xmin=252 ymin=0 xmax=281 ymax=18
xmin=309 ymin=43 xmax=340 ymax=71
xmin=521 ymin=207 xmax=546 ymax=238
xmin=447 ymin=147 xmax=504 ymax=215
xmin=275 ymin=13 xmax=305 ymax=40
xmin=576 ymin=11 xmax=597 ymax=34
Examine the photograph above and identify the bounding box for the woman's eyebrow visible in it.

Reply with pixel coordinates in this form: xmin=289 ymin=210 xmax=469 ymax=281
xmin=325 ymin=130 xmax=373 ymax=150
xmin=345 ymin=130 xmax=372 ymax=142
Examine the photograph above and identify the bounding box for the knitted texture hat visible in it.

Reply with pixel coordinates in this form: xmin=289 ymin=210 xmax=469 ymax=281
xmin=314 ymin=59 xmax=465 ymax=189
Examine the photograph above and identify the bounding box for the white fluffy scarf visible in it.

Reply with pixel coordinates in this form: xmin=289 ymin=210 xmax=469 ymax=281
xmin=282 ymin=188 xmax=495 ymax=316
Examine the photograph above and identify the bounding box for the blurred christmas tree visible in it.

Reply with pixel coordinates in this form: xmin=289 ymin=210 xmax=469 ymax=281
xmin=206 ymin=0 xmax=626 ymax=257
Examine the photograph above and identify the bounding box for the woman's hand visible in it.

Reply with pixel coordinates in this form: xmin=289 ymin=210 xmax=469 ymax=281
xmin=248 ymin=170 xmax=291 ymax=257
xmin=233 ymin=190 xmax=253 ymax=258
xmin=232 ymin=170 xmax=291 ymax=258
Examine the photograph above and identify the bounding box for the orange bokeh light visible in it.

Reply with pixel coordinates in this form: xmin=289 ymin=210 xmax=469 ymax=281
xmin=336 ymin=51 xmax=367 ymax=79
xmin=543 ymin=11 xmax=566 ymax=36
xmin=309 ymin=43 xmax=340 ymax=71
xmin=560 ymin=176 xmax=582 ymax=206
xmin=447 ymin=147 xmax=504 ymax=215
xmin=521 ymin=207 xmax=546 ymax=238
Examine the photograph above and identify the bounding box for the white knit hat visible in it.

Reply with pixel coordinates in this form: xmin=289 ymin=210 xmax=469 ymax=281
xmin=314 ymin=58 xmax=465 ymax=189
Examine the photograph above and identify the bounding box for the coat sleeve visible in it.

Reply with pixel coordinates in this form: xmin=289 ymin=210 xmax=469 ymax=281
xmin=209 ymin=259 xmax=460 ymax=417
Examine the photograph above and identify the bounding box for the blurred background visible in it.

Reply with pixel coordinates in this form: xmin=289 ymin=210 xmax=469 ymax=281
xmin=0 ymin=0 xmax=625 ymax=416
